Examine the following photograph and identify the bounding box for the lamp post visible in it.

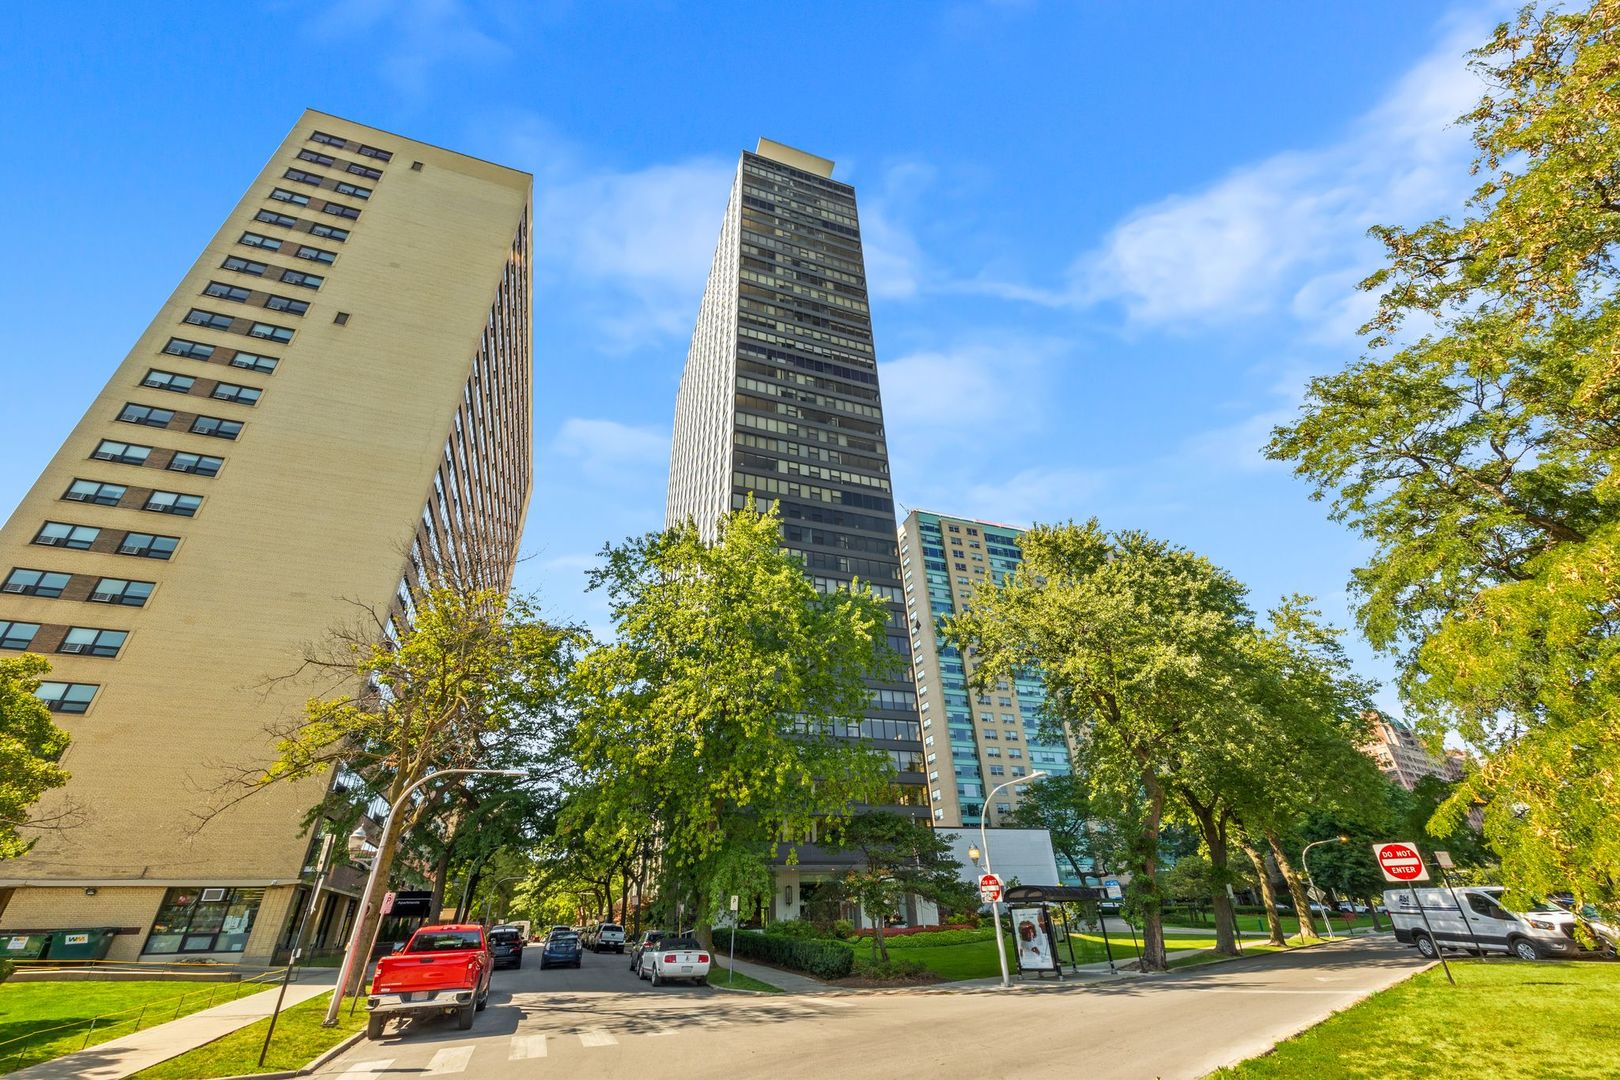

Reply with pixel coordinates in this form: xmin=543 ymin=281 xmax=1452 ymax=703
xmin=322 ymin=767 xmax=526 ymax=1027
xmin=977 ymin=771 xmax=1046 ymax=989
xmin=1301 ymin=835 xmax=1349 ymax=940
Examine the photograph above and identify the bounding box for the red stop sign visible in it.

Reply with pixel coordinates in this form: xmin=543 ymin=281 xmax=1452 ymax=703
xmin=1374 ymin=842 xmax=1429 ymax=883
xmin=979 ymin=873 xmax=1003 ymax=902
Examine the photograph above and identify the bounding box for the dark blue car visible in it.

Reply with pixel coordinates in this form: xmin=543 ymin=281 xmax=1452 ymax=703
xmin=540 ymin=931 xmax=582 ymax=969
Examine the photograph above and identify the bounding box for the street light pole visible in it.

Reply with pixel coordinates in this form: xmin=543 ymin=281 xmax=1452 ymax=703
xmin=978 ymin=771 xmax=1046 ymax=989
xmin=322 ymin=767 xmax=525 ymax=1027
xmin=1300 ymin=835 xmax=1349 ymax=940
xmin=481 ymin=876 xmax=526 ymax=927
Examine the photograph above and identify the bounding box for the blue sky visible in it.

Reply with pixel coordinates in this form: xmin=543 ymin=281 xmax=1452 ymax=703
xmin=0 ymin=1 xmax=1507 ymax=712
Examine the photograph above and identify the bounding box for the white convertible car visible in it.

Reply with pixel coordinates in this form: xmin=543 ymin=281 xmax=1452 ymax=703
xmin=635 ymin=935 xmax=711 ymax=986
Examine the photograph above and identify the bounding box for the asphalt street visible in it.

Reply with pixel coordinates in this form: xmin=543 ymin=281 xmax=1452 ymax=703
xmin=315 ymin=935 xmax=1427 ymax=1080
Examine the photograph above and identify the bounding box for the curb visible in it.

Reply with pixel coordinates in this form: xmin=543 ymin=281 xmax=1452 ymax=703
xmin=211 ymin=1029 xmax=365 ymax=1080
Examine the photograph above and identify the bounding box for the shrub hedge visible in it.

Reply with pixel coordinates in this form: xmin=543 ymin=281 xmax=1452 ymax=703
xmin=879 ymin=928 xmax=995 ymax=949
xmin=730 ymin=929 xmax=854 ymax=979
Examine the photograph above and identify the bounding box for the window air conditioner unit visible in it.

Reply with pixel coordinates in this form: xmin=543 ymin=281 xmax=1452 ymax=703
xmin=200 ymin=888 xmax=227 ymax=903
xmin=59 ymin=643 xmax=86 ymax=654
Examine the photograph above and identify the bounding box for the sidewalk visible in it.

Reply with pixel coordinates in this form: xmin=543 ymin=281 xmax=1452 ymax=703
xmin=10 ymin=970 xmax=339 ymax=1080
xmin=717 ymin=956 xmax=832 ymax=993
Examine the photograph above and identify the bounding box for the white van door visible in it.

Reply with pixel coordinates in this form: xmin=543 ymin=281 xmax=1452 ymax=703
xmin=1461 ymin=892 xmax=1518 ymax=956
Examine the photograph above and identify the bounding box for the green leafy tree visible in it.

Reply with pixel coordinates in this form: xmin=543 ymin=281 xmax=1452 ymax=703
xmin=1268 ymin=2 xmax=1620 ymax=910
xmin=568 ymin=503 xmax=898 ymax=946
xmin=947 ymin=521 xmax=1254 ymax=971
xmin=0 ymin=655 xmax=72 ymax=860
xmin=835 ymin=811 xmax=978 ymax=960
xmin=1006 ymin=774 xmax=1119 ymax=883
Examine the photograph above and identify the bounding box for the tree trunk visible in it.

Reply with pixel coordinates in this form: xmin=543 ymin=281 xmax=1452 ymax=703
xmin=620 ymin=864 xmax=632 ymax=924
xmin=1183 ymin=796 xmax=1238 ymax=956
xmin=1267 ymin=832 xmax=1319 ymax=939
xmin=1239 ymin=837 xmax=1286 ymax=946
xmin=427 ymin=825 xmax=457 ymax=921
xmin=1133 ymin=775 xmax=1170 ymax=972
xmin=341 ymin=809 xmax=408 ymax=999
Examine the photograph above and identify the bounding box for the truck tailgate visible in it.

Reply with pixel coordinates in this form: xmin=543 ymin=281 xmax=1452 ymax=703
xmin=373 ymin=953 xmax=479 ymax=993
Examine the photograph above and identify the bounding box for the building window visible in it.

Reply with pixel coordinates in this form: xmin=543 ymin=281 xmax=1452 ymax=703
xmin=320 ymin=202 xmax=360 ymax=220
xmin=1012 ymin=767 xmax=1027 ymax=777
xmin=230 ymin=352 xmax=278 ymax=374
xmin=142 ymin=370 xmax=196 ymax=393
xmin=283 ymin=167 xmax=323 ymax=186
xmin=210 ymin=383 xmax=261 ymax=406
xmin=987 ymin=764 xmax=1005 ymax=776
xmin=280 ymin=270 xmax=322 ymax=289
xmin=345 ymin=161 xmax=383 ymax=179
xmin=184 ymin=309 xmax=234 ymax=331
xmin=92 ymin=440 xmax=150 ymax=466
xmin=239 ymin=231 xmax=282 ymax=251
xmin=144 ymin=490 xmax=202 ymax=516
xmin=333 ymin=182 xmax=371 ymax=199
xmin=163 ymin=338 xmax=215 ymax=360
xmin=297 ymin=149 xmax=335 ymax=167
xmin=59 ymin=627 xmax=127 ymax=658
xmin=308 ymin=223 xmax=348 ymax=241
xmin=995 ymin=802 xmax=1010 ymax=815
xmin=90 ymin=577 xmax=154 ymax=606
xmin=167 ymin=452 xmax=222 ymax=477
xmin=253 ymin=209 xmax=298 ymax=229
xmin=310 ymin=130 xmax=346 ymax=148
xmin=263 ymin=295 xmax=308 ymax=315
xmin=0 ymin=621 xmax=41 ymax=650
xmin=247 ymin=322 xmax=293 ymax=343
xmin=36 ymin=681 xmax=98 ymax=713
xmin=117 ymin=532 xmax=179 ymax=559
xmin=268 ymin=187 xmax=310 ymax=206
xmin=294 ymin=245 xmax=336 ymax=265
xmin=190 ymin=416 xmax=242 ymax=440
xmin=145 ymin=886 xmax=265 ymax=954
xmin=358 ymin=144 xmax=393 ymax=161
xmin=63 ymin=479 xmax=126 ymax=506
xmin=118 ymin=403 xmax=174 ymax=428
xmin=35 ymin=522 xmax=100 ymax=550
xmin=2 ymin=569 xmax=71 ymax=598
xmin=333 ymin=312 xmax=350 ymax=325
xmin=221 ymin=256 xmax=268 ymax=276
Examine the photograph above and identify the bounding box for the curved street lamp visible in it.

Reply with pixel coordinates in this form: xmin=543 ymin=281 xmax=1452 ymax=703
xmin=1301 ymin=835 xmax=1350 ymax=940
xmin=979 ymin=771 xmax=1046 ymax=989
xmin=323 ymin=767 xmax=526 ymax=1027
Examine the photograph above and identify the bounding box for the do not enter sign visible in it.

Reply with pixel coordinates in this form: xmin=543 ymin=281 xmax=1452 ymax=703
xmin=1374 ymin=842 xmax=1430 ymax=883
xmin=979 ymin=873 xmax=1003 ymax=903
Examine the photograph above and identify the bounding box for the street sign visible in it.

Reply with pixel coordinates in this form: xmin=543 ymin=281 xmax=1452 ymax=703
xmin=380 ymin=890 xmax=396 ymax=915
xmin=1434 ymin=850 xmax=1454 ymax=869
xmin=979 ymin=872 xmax=1003 ymax=904
xmin=729 ymin=895 xmax=739 ymax=912
xmin=1373 ymin=842 xmax=1430 ymax=883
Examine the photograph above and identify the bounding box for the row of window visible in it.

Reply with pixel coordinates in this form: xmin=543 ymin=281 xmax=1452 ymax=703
xmin=3 ymin=569 xmax=152 ymax=605
xmin=0 ymin=621 xmax=126 ymax=657
xmin=163 ymin=338 xmax=278 ymax=374
xmin=239 ymin=231 xmax=342 ymax=260
xmin=118 ymin=402 xmax=242 ymax=441
xmin=34 ymin=521 xmax=178 ymax=560
xmin=203 ymin=280 xmax=309 ymax=316
xmin=222 ymin=254 xmax=323 ymax=290
xmin=142 ymin=370 xmax=261 ymax=406
xmin=64 ymin=479 xmax=202 ymax=516
xmin=309 ymin=129 xmax=393 ymax=162
xmin=94 ymin=439 xmax=223 ymax=476
xmin=184 ymin=307 xmax=295 ymax=343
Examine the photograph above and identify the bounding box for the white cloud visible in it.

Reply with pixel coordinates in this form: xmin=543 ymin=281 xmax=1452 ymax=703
xmin=1063 ymin=13 xmax=1499 ymax=328
xmin=305 ymin=0 xmax=507 ymax=95
xmin=550 ymin=418 xmax=669 ymax=484
xmin=958 ymin=466 xmax=1114 ymax=527
xmin=878 ymin=340 xmax=1055 ymax=434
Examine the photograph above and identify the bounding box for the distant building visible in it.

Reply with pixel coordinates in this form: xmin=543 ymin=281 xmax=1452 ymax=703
xmin=1361 ymin=713 xmax=1463 ymax=791
xmin=897 ymin=511 xmax=1075 ymax=831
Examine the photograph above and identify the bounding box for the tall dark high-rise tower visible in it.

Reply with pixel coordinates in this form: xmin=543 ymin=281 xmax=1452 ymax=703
xmin=667 ymin=139 xmax=926 ymax=920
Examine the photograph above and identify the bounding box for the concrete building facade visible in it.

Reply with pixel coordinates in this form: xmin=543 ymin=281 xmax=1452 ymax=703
xmin=1361 ymin=713 xmax=1463 ymax=792
xmin=0 ymin=111 xmax=532 ymax=963
xmin=666 ymin=139 xmax=926 ymax=923
xmin=898 ymin=511 xmax=1074 ymax=831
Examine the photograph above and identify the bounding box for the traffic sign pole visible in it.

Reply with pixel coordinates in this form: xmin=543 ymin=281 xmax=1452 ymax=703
xmin=1375 ymin=841 xmax=1453 ymax=987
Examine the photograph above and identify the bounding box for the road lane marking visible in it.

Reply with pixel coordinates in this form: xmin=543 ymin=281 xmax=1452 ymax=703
xmin=426 ymin=1046 xmax=475 ymax=1073
xmin=580 ymin=1028 xmax=619 ymax=1047
xmin=510 ymin=1034 xmax=548 ymax=1059
xmin=339 ymin=1062 xmax=394 ymax=1077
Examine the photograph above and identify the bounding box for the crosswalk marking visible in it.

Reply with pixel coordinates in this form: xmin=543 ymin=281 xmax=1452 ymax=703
xmin=646 ymin=1030 xmax=676 ymax=1037
xmin=339 ymin=1062 xmax=394 ymax=1077
xmin=579 ymin=1028 xmax=619 ymax=1048
xmin=426 ymin=1046 xmax=475 ymax=1074
xmin=818 ymin=998 xmax=858 ymax=1008
xmin=510 ymin=1034 xmax=549 ymax=1059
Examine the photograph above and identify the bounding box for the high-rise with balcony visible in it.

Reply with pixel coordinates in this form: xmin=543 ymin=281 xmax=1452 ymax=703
xmin=0 ymin=110 xmax=532 ymax=963
xmin=666 ymin=139 xmax=925 ymax=922
xmin=899 ymin=511 xmax=1075 ymax=832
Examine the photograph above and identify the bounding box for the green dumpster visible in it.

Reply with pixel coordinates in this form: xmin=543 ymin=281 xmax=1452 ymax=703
xmin=42 ymin=928 xmax=118 ymax=961
xmin=2 ymin=932 xmax=52 ymax=960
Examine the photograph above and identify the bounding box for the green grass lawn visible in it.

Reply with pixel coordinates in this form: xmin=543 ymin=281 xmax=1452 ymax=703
xmin=707 ymin=964 xmax=782 ymax=993
xmin=130 ymin=992 xmax=366 ymax=1079
xmin=1214 ymin=961 xmax=1620 ymax=1079
xmin=0 ymin=976 xmax=279 ymax=1073
xmin=891 ymin=932 xmax=1222 ymax=981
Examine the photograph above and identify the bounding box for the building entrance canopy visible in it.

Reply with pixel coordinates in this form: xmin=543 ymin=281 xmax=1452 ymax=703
xmin=1003 ymin=885 xmax=1107 ymax=903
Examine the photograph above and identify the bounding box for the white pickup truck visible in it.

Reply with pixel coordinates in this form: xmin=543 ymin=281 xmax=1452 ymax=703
xmin=592 ymin=922 xmax=626 ymax=953
xmin=634 ymin=935 xmax=710 ymax=986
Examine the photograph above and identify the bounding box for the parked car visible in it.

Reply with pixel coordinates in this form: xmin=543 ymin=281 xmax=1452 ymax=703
xmin=540 ymin=931 xmax=583 ymax=969
xmin=488 ymin=925 xmax=525 ymax=970
xmin=1385 ymin=886 xmax=1581 ymax=961
xmin=635 ymin=935 xmax=710 ymax=986
xmin=593 ymin=922 xmax=626 ymax=953
xmin=628 ymin=930 xmax=666 ymax=972
xmin=1550 ymin=896 xmax=1619 ymax=957
xmin=365 ymin=924 xmax=491 ymax=1040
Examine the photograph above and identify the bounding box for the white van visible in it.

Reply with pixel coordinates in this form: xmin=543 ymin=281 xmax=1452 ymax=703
xmin=1384 ymin=885 xmax=1580 ymax=961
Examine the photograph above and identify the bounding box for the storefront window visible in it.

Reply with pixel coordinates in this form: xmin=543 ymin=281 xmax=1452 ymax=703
xmin=144 ymin=887 xmax=264 ymax=954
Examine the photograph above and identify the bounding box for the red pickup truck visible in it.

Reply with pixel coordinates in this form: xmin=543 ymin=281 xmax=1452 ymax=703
xmin=365 ymin=924 xmax=492 ymax=1040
